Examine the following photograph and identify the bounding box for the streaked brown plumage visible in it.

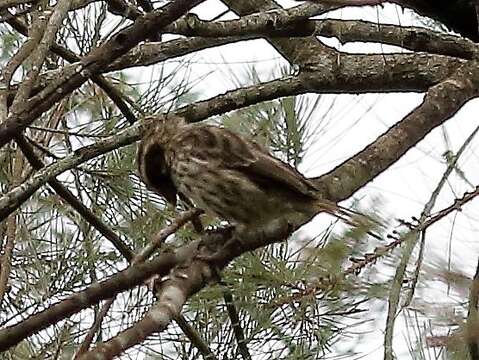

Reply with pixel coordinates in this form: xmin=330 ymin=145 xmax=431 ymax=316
xmin=137 ymin=115 xmax=351 ymax=230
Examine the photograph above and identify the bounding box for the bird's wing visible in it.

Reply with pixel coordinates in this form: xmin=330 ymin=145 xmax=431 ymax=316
xmin=242 ymin=148 xmax=319 ymax=198
xmin=176 ymin=125 xmax=380 ymax=230
xmin=179 ymin=124 xmax=318 ymax=199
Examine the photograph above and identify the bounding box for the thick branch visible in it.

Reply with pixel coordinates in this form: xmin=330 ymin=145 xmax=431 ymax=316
xmin=315 ymin=19 xmax=479 ymax=60
xmin=5 ymin=22 xmax=467 ymax=105
xmin=167 ymin=14 xmax=479 ymax=60
xmin=178 ymin=53 xmax=462 ymax=120
xmin=315 ymin=60 xmax=479 ymax=201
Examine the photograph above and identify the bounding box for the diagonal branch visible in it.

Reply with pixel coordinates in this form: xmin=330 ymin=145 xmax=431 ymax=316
xmin=272 ymin=183 xmax=479 ymax=307
xmin=316 ymin=60 xmax=479 ymax=202
xmin=223 ymin=287 xmax=252 ymax=360
xmin=0 ymin=0 xmax=204 ymax=150
xmin=7 ymin=0 xmax=72 ymax=114
xmin=14 ymin=135 xmax=135 ymax=260
xmin=0 ymin=245 xmax=191 ymax=351
xmin=175 ymin=316 xmax=219 ymax=360
xmin=5 ymin=15 xmax=137 ymax=124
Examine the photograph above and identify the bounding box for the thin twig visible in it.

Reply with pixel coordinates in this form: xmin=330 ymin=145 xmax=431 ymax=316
xmin=222 ymin=286 xmax=252 ymax=360
xmin=175 ymin=316 xmax=219 ymax=360
xmin=0 ymin=146 xmax=23 ymax=305
xmin=134 ymin=208 xmax=202 ymax=264
xmin=14 ymin=135 xmax=135 ymax=261
xmin=73 ymin=299 xmax=114 ymax=358
xmin=8 ymin=0 xmax=72 ymax=115
xmin=467 ymin=258 xmax=479 ymax=360
xmin=271 ymin=185 xmax=479 ymax=307
xmin=405 ymin=124 xmax=479 ymax=306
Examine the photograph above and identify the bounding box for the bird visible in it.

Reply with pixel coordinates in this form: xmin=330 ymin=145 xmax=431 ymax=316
xmin=137 ymin=115 xmax=358 ymax=232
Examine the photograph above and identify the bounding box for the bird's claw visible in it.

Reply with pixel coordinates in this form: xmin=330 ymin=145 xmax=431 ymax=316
xmin=195 ymin=249 xmax=226 ymax=266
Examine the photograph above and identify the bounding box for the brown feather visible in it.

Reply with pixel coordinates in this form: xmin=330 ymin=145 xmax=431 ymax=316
xmin=186 ymin=125 xmax=318 ymax=199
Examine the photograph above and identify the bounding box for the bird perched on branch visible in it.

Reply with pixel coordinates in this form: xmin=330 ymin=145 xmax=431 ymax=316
xmin=137 ymin=115 xmax=358 ymax=232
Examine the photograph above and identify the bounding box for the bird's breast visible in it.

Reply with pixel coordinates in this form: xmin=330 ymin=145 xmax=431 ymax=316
xmin=170 ymin=157 xmax=296 ymax=226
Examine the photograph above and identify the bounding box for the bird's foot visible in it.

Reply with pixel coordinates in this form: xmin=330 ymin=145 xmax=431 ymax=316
xmin=195 ymin=226 xmax=242 ymax=266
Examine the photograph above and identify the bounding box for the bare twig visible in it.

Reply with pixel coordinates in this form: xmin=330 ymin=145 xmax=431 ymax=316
xmin=385 ymin=124 xmax=479 ymax=359
xmin=175 ymin=316 xmax=219 ymax=360
xmin=8 ymin=0 xmax=72 ymax=115
xmin=467 ymin=258 xmax=479 ymax=359
xmin=0 ymin=145 xmax=23 ymax=305
xmin=5 ymin=15 xmax=137 ymax=124
xmin=1 ymin=11 xmax=46 ymax=89
xmin=134 ymin=208 xmax=202 ymax=263
xmin=222 ymin=287 xmax=252 ymax=360
xmin=0 ymin=172 xmax=17 ymax=306
xmin=73 ymin=299 xmax=114 ymax=358
xmin=272 ymin=184 xmax=479 ymax=307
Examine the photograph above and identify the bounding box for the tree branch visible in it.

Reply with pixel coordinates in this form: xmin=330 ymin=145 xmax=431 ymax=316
xmin=223 ymin=287 xmax=252 ymax=360
xmin=315 ymin=60 xmax=479 ymax=202
xmin=166 ymin=14 xmax=479 ymax=60
xmin=14 ymin=135 xmax=135 ymax=260
xmin=0 ymin=0 xmax=204 ymax=150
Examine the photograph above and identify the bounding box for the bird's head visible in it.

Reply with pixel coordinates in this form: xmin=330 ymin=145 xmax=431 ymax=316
xmin=137 ymin=115 xmax=187 ymax=206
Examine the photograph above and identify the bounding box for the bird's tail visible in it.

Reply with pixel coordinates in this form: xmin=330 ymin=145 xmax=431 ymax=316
xmin=313 ymin=199 xmax=382 ymax=238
